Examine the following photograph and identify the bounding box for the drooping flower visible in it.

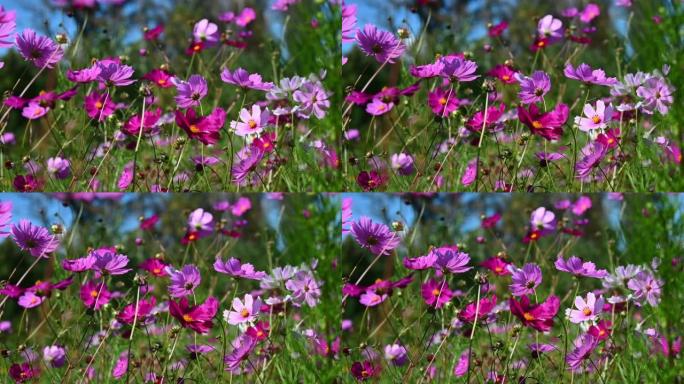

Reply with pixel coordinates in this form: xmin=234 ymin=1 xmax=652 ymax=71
xmin=42 ymin=345 xmax=66 ymax=368
xmin=230 ymin=105 xmax=270 ymax=136
xmin=167 ymin=264 xmax=202 ymax=298
xmin=518 ymin=103 xmax=569 ymax=140
xmin=174 ymin=74 xmax=208 ymax=108
xmin=555 ymin=255 xmax=608 ymax=278
xmin=421 ymin=279 xmax=453 ymax=308
xmin=79 ymin=280 xmax=112 ymax=310
xmin=342 ymin=3 xmax=357 ymax=43
xmin=0 ymin=19 xmax=15 ymax=49
xmin=510 ymin=295 xmax=560 ymax=332
xmin=220 ymin=68 xmax=274 ymax=91
xmin=458 ymin=295 xmax=497 ymax=323
xmin=564 ymin=63 xmax=618 ymax=86
xmin=567 ymin=292 xmax=604 ymax=323
xmin=356 ymin=24 xmax=405 ymax=64
xmin=224 ymin=294 xmax=261 ymax=325
xmin=384 ymin=344 xmax=408 ymax=366
xmin=11 ymin=220 xmax=59 ymax=258
xmin=117 ymin=296 xmax=157 ymax=324
xmin=516 ymin=71 xmax=551 ymax=104
xmin=169 ymin=296 xmax=219 ymax=334
xmin=453 ymin=351 xmax=469 ymax=377
xmin=15 ymin=29 xmax=64 ymax=69
xmin=8 ymin=363 xmax=39 ymax=383
xmin=403 ymin=252 xmax=437 ymax=270
xmin=350 ymin=217 xmax=400 ymax=256
xmin=509 ymin=263 xmax=542 ymax=296
xmin=214 ymin=257 xmax=267 ymax=280
xmin=359 ymin=290 xmax=387 ymax=307
xmin=61 ymin=254 xmax=96 ymax=272
xmin=576 ymin=100 xmax=613 ymax=132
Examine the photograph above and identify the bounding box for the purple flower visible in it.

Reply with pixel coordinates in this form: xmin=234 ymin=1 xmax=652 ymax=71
xmin=193 ymin=19 xmax=219 ymax=46
xmin=174 ymin=74 xmax=208 ymax=109
xmin=530 ymin=207 xmax=555 ymax=234
xmin=555 ymin=255 xmax=608 ymax=278
xmin=575 ymin=142 xmax=607 ymax=179
xmin=627 ymin=271 xmax=663 ymax=307
xmin=0 ymin=201 xmax=12 ymax=238
xmin=285 ymin=271 xmax=322 ymax=307
xmin=43 ymin=345 xmax=66 ymax=368
xmin=564 ymin=63 xmax=618 ymax=86
xmin=214 ymin=257 xmax=267 ymax=280
xmin=603 ymin=264 xmax=642 ymax=289
xmin=441 ymin=55 xmax=479 ymax=82
xmin=15 ymin=29 xmax=64 ymax=69
xmin=359 ymin=290 xmax=387 ymax=307
xmin=350 ymin=217 xmax=400 ymax=256
xmin=62 ymin=254 xmax=96 ymax=272
xmin=403 ymin=253 xmax=437 ymax=270
xmin=46 ymin=157 xmax=71 ymax=179
xmin=11 ymin=220 xmax=59 ymax=258
xmin=220 ymin=68 xmax=274 ymax=91
xmin=637 ymin=77 xmax=674 ymax=115
xmin=509 ymin=263 xmax=542 ymax=296
xmin=384 ymin=344 xmax=408 ymax=366
xmin=0 ymin=19 xmax=15 ymax=48
xmin=356 ymin=24 xmax=406 ymax=64
xmin=231 ymin=147 xmax=264 ymax=186
xmin=293 ymin=81 xmax=330 ymax=119
xmin=433 ymin=248 xmax=472 ymax=274
xmin=537 ymin=15 xmax=563 ymax=41
xmin=516 ymin=71 xmax=551 ymax=104
xmin=18 ymin=291 xmax=44 ymax=308
xmin=567 ymin=292 xmax=603 ymax=323
xmin=111 ymin=352 xmax=128 ymax=379
xmin=167 ymin=264 xmax=201 ymax=298
xmin=580 ymin=3 xmax=601 ymax=23
xmin=342 ymin=3 xmax=357 ymax=43
xmin=566 ymin=334 xmax=598 ymax=371
xmin=224 ymin=294 xmax=261 ymax=325
xmin=390 ymin=153 xmax=414 ymax=175
xmin=453 ymin=351 xmax=469 ymax=377
xmin=96 ymin=60 xmax=136 ymax=87
xmin=576 ymin=100 xmax=613 ymax=132
xmin=224 ymin=334 xmax=257 ymax=373
xmin=91 ymin=248 xmax=131 ymax=275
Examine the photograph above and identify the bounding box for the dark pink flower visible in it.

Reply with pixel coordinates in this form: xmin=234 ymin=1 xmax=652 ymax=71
xmin=79 ymin=280 xmax=112 ymax=310
xmin=510 ymin=295 xmax=560 ymax=332
xmin=458 ymin=295 xmax=497 ymax=323
xmin=518 ymin=103 xmax=568 ymax=141
xmin=421 ymin=279 xmax=453 ymax=308
xmin=175 ymin=107 xmax=226 ymax=145
xmin=169 ymin=296 xmax=219 ymax=334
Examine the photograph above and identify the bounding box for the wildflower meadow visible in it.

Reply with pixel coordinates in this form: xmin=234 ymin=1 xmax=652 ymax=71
xmin=0 ymin=193 xmax=342 ymax=382
xmin=342 ymin=193 xmax=683 ymax=382
xmin=0 ymin=1 xmax=341 ymax=192
xmin=342 ymin=1 xmax=682 ymax=192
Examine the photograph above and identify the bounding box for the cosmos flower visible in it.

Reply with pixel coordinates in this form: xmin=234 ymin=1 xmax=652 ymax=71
xmin=46 ymin=157 xmax=71 ymax=179
xmin=61 ymin=254 xmax=96 ymax=272
xmin=433 ymin=248 xmax=472 ymax=274
xmin=356 ymin=24 xmax=405 ymax=64
xmin=231 ymin=147 xmax=265 ymax=186
xmin=350 ymin=217 xmax=400 ymax=256
xmin=91 ymin=248 xmax=131 ymax=275
xmin=510 ymin=295 xmax=560 ymax=332
xmin=0 ymin=19 xmax=15 ymax=49
xmin=169 ymin=296 xmax=219 ymax=334
xmin=567 ymin=292 xmax=604 ymax=323
xmin=390 ymin=153 xmax=415 ymax=176
xmin=421 ymin=279 xmax=453 ymax=308
xmin=575 ymin=142 xmax=607 ymax=179
xmin=96 ymin=60 xmax=136 ymax=87
xmin=0 ymin=201 xmax=11 ymax=238
xmin=42 ymin=346 xmax=66 ymax=368
xmin=564 ymin=63 xmax=618 ymax=86
xmin=441 ymin=55 xmax=479 ymax=82
xmin=224 ymin=294 xmax=261 ymax=325
xmin=192 ymin=19 xmax=219 ymax=47
xmin=466 ymin=104 xmax=506 ymax=132
xmin=142 ymin=68 xmax=174 ymax=88
xmin=285 ymin=271 xmax=322 ymax=307
xmin=509 ymin=263 xmax=542 ymax=296
xmin=351 ymin=360 xmax=379 ymax=381
xmin=458 ymin=295 xmax=497 ymax=323
xmin=637 ymin=77 xmax=674 ymax=115
xmin=18 ymin=292 xmax=44 ymax=309
xmin=555 ymin=255 xmax=608 ymax=278
xmin=481 ymin=257 xmax=511 ymax=276
xmin=428 ymin=87 xmax=461 ymax=116
xmin=79 ymin=280 xmax=112 ymax=310
xmin=530 ymin=207 xmax=556 ymax=233
xmin=231 ymin=105 xmax=270 ymax=136
xmin=518 ymin=103 xmax=569 ymax=141
xmin=359 ymin=290 xmax=387 ymax=307
xmin=167 ymin=264 xmax=202 ymax=298
xmin=11 ymin=220 xmax=59 ymax=258
xmin=516 ymin=71 xmax=551 ymax=104
xmin=384 ymin=344 xmax=408 ymax=366
xmin=403 ymin=252 xmax=437 ymax=270
xmin=139 ymin=258 xmax=168 ymax=277
xmin=293 ymin=81 xmax=330 ymax=119
xmin=220 ymin=68 xmax=274 ymax=91
xmin=175 ymin=107 xmax=226 ymax=145
xmin=537 ymin=15 xmax=563 ymax=42
xmin=117 ymin=296 xmax=157 ymax=324
xmin=565 ymin=334 xmax=598 ymax=371
xmin=627 ymin=270 xmax=663 ymax=307
xmin=15 ymin=29 xmax=64 ymax=69
xmin=576 ymin=100 xmax=613 ymax=132
xmin=174 ymin=75 xmax=208 ymax=108
xmin=84 ymin=91 xmax=116 ymax=122
xmin=224 ymin=334 xmax=257 ymax=373
xmin=9 ymin=363 xmax=39 ymax=382
xmin=214 ymin=257 xmax=267 ymax=280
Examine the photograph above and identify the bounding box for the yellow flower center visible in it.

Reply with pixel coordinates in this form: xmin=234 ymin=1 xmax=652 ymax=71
xmin=438 ymin=97 xmax=447 ymax=105
xmin=592 ymin=115 xmax=601 ymax=124
xmin=523 ymin=312 xmax=535 ymax=321
xmin=95 ymin=101 xmax=103 ymax=110
xmin=248 ymin=120 xmax=257 ymax=129
xmin=189 ymin=124 xmax=200 ymax=133
xmin=582 ymin=307 xmax=592 ymax=316
xmin=432 ymin=288 xmax=441 ymax=297
xmin=241 ymin=308 xmax=250 ymax=318
xmin=502 ymin=75 xmax=510 ymax=81
xmin=183 ymin=314 xmax=193 ymax=322
xmin=532 ymin=121 xmax=543 ymax=129
xmin=90 ymin=290 xmax=99 ymax=298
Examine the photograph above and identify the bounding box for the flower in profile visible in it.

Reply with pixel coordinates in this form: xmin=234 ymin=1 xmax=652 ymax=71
xmin=174 ymin=75 xmax=208 ymax=108
xmin=433 ymin=248 xmax=472 ymax=274
xmin=170 ymin=296 xmax=219 ymax=334
xmin=458 ymin=295 xmax=497 ymax=323
xmin=466 ymin=104 xmax=506 ymax=132
xmin=384 ymin=344 xmax=408 ymax=366
xmin=176 ymin=107 xmax=226 ymax=145
xmin=537 ymin=15 xmax=563 ymax=42
xmin=342 ymin=3 xmax=357 ymax=43
xmin=0 ymin=19 xmax=15 ymax=49
xmin=13 ymin=174 xmax=42 ymax=192
xmin=488 ymin=64 xmax=517 ymax=84
xmin=61 ymin=254 xmax=96 ymax=272
xmin=518 ymin=103 xmax=568 ymax=140
xmin=365 ymin=98 xmax=393 ymax=116
xmin=79 ymin=280 xmax=112 ymax=310
xmin=117 ymin=296 xmax=157 ymax=325
xmin=220 ymin=68 xmax=274 ymax=91
xmin=224 ymin=294 xmax=261 ymax=325
xmin=15 ymin=29 xmax=63 ymax=68
xmin=231 ymin=147 xmax=265 ymax=186
xmin=231 ymin=105 xmax=270 ymax=136
xmin=96 ymin=60 xmax=136 ymax=87
xmin=567 ymin=292 xmax=603 ymax=323
xmin=224 ymin=335 xmax=257 ymax=373
xmin=441 ymin=55 xmax=479 ymax=82
xmin=18 ymin=292 xmax=44 ymax=309
xmin=350 ymin=360 xmax=378 ymax=381
xmin=481 ymin=257 xmax=511 ymax=276
xmin=214 ymin=257 xmax=267 ymax=280
xmin=510 ymin=295 xmax=560 ymax=332
xmin=627 ymin=270 xmax=663 ymax=306
xmin=421 ymin=279 xmax=453 ymax=308
xmin=350 ymin=217 xmax=400 ymax=256
xmin=91 ymin=248 xmax=131 ymax=276
xmin=509 ymin=263 xmax=542 ymax=296
xmin=142 ymin=68 xmax=174 ymax=88
xmin=555 ymin=255 xmax=608 ymax=278
xmin=359 ymin=290 xmax=387 ymax=307
xmin=453 ymin=351 xmax=469 ymax=377
xmin=566 ymin=334 xmax=598 ymax=371
xmin=588 ymin=320 xmax=612 ymax=341
xmin=576 ymin=100 xmax=613 ymax=132
xmin=167 ymin=264 xmax=201 ymax=298
xmin=516 ymin=71 xmax=551 ymax=104
xmin=580 ymin=3 xmax=601 ymax=23
xmin=84 ymin=91 xmax=116 ymax=121
xmin=403 ymin=252 xmax=437 ymax=270
xmin=42 ymin=345 xmax=66 ymax=368
xmin=564 ymin=63 xmax=618 ymax=86
xmin=21 ymin=102 xmax=48 ymax=120
xmin=356 ymin=24 xmax=405 ymax=64
xmin=11 ymin=220 xmax=59 ymax=258
xmin=193 ymin=19 xmax=219 ymax=47
xmin=139 ymin=258 xmax=167 ymax=277
xmin=111 ymin=352 xmax=128 ymax=379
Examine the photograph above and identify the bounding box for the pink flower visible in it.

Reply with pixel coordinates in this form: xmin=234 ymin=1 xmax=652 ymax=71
xmin=481 ymin=257 xmax=511 ymax=275
xmin=580 ymin=4 xmax=601 ymax=23
xmin=518 ymin=103 xmax=569 ymax=141
xmin=365 ymin=98 xmax=393 ymax=116
xmin=458 ymin=295 xmax=497 ymax=323
xmin=359 ymin=290 xmax=387 ymax=307
xmin=18 ymin=292 xmax=44 ymax=309
xmin=428 ymin=87 xmax=460 ymax=116
xmin=192 ymin=19 xmax=219 ymax=46
xmin=575 ymin=100 xmax=613 ymax=132
xmin=84 ymin=91 xmax=116 ymax=121
xmin=176 ymin=107 xmax=226 ymax=145
xmin=421 ymin=279 xmax=453 ymax=308
xmin=225 ymin=294 xmax=261 ymax=325
xmin=21 ymin=102 xmax=48 ymax=120
xmin=567 ymin=292 xmax=603 ymax=323
xmin=220 ymin=68 xmax=274 ymax=91
xmin=79 ymin=280 xmax=112 ymax=310
xmin=230 ymin=105 xmax=270 ymax=136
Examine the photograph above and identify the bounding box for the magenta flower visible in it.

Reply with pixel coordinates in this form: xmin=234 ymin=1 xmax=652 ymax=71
xmin=555 ymin=255 xmax=608 ymax=278
xmin=224 ymin=334 xmax=257 ymax=373
xmin=232 ymin=147 xmax=265 ymax=186
xmin=11 ymin=220 xmax=59 ymax=258
xmin=91 ymin=248 xmax=131 ymax=275
xmin=139 ymin=258 xmax=168 ymax=277
xmin=342 ymin=3 xmax=357 ymax=43
xmin=428 ymin=87 xmax=460 ymax=116
xmin=576 ymin=100 xmax=613 ymax=132
xmin=174 ymin=74 xmax=208 ymax=108
xmin=9 ymin=363 xmax=39 ymax=383
xmin=231 ymin=105 xmax=269 ymax=136
xmin=350 ymin=217 xmax=400 ymax=256
xmin=176 ymin=107 xmax=226 ymax=145
xmin=220 ymin=68 xmax=274 ymax=91
xmin=568 ymin=292 xmax=603 ymax=323
xmin=356 ymin=24 xmax=405 ymax=64
xmin=84 ymin=91 xmax=116 ymax=121
xmin=516 ymin=71 xmax=551 ymax=104
xmin=453 ymin=351 xmax=469 ymax=377
xmin=15 ymin=29 xmax=64 ymax=69
xmin=518 ymin=103 xmax=568 ymax=141
xmin=359 ymin=290 xmax=387 ymax=307
xmin=225 ymin=294 xmax=261 ymax=325
xmin=488 ymin=64 xmax=517 ymax=84
xmin=214 ymin=257 xmax=267 ymax=280
xmin=61 ymin=254 xmax=96 ymax=272
xmin=21 ymin=102 xmax=48 ymax=120
xmin=66 ymin=64 xmax=101 ymax=83
xmin=566 ymin=334 xmax=598 ymax=371
xmin=18 ymin=292 xmax=44 ymax=309
xmin=421 ymin=279 xmax=453 ymax=308
xmin=169 ymin=296 xmax=219 ymax=334
xmin=509 ymin=263 xmax=542 ymax=296
xmin=403 ymin=253 xmax=437 ymax=270
xmin=122 ymin=108 xmax=162 ymax=136
xmin=466 ymin=103 xmax=506 ymax=132
xmin=96 ymin=60 xmax=136 ymax=87
xmin=142 ymin=68 xmax=174 ymax=88
xmin=580 ymin=3 xmax=601 ymax=23
xmin=0 ymin=19 xmax=15 ymax=48
xmin=79 ymin=280 xmax=111 ymax=310
xmin=510 ymin=295 xmax=560 ymax=332
xmin=564 ymin=63 xmax=618 ymax=86
xmin=458 ymin=295 xmax=497 ymax=323
xmin=575 ymin=142 xmax=607 ymax=179
xmin=167 ymin=264 xmax=201 ymax=298
xmin=117 ymin=296 xmax=156 ymax=324
xmin=481 ymin=257 xmax=511 ymax=276
xmin=293 ymin=81 xmax=330 ymax=119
